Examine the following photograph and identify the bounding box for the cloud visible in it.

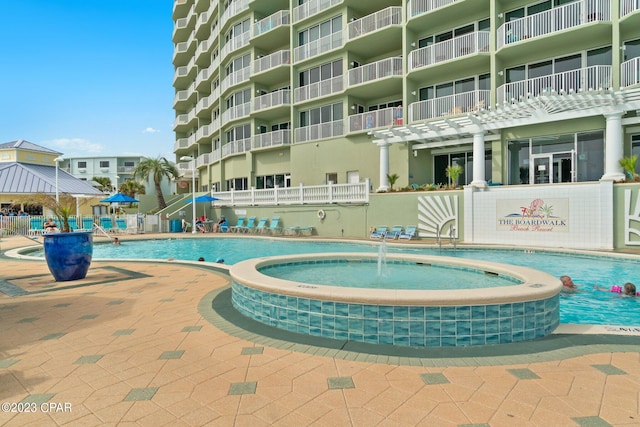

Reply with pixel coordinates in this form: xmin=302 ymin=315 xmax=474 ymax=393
xmin=44 ymin=138 xmax=104 ymax=154
xmin=142 ymin=127 xmax=160 ymax=134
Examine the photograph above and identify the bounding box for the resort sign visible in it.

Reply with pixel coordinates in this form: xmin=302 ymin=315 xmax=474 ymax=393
xmin=496 ymin=198 xmax=569 ymax=232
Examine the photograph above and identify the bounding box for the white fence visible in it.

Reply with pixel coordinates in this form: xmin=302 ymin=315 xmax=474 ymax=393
xmin=621 ymin=0 xmax=640 ymax=16
xmin=294 ymin=119 xmax=345 ymax=143
xmin=211 ymin=180 xmax=370 ymax=206
xmin=347 ymin=7 xmax=402 ymax=40
xmin=295 ymin=75 xmax=344 ymax=102
xmin=622 ymin=57 xmax=640 ymax=88
xmin=409 ymin=90 xmax=490 ymax=122
xmin=253 ymin=50 xmax=290 ymax=75
xmin=347 ymin=57 xmax=403 ymax=86
xmin=410 ymin=31 xmax=489 ymax=71
xmin=293 ymin=0 xmax=341 ymax=23
xmin=294 ymin=31 xmax=343 ymax=63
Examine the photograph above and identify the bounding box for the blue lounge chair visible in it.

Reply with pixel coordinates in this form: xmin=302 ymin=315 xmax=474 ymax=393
xmin=115 ymin=218 xmax=132 ymax=234
xmin=29 ymin=217 xmax=44 ymax=236
xmin=398 ymin=225 xmax=417 ymax=240
xmin=388 ymin=225 xmax=404 ymax=239
xmin=254 ymin=217 xmax=269 ymax=234
xmin=370 ymin=226 xmax=388 ymax=239
xmin=229 ymin=217 xmax=245 ymax=233
xmin=99 ymin=217 xmax=115 ymax=233
xmin=82 ymin=217 xmax=95 ymax=231
xmin=267 ymin=217 xmax=282 ymax=235
xmin=239 ymin=216 xmax=256 ymax=233
xmin=67 ymin=217 xmax=79 ymax=231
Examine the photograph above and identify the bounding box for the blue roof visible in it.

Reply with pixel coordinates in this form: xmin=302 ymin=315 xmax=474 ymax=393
xmin=0 ymin=139 xmax=61 ymax=155
xmin=0 ymin=163 xmax=103 ymax=195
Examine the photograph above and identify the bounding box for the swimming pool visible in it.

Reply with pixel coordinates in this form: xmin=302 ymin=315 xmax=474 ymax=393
xmin=31 ymin=237 xmax=640 ymax=326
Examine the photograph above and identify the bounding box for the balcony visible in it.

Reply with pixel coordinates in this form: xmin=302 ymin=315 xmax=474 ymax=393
xmin=220 ymin=102 xmax=251 ymax=124
xmin=409 ymin=0 xmax=458 ymax=19
xmin=173 ymin=83 xmax=197 ymax=108
xmin=173 ymin=4 xmax=195 ymax=42
xmin=294 ymin=119 xmax=345 ymax=143
xmin=294 ymin=31 xmax=344 ymax=63
xmin=622 ymin=57 xmax=640 ymax=88
xmin=348 ymin=107 xmax=401 ymax=134
xmin=173 ymin=61 xmax=197 ymax=89
xmin=409 ymin=31 xmax=489 ymax=71
xmin=497 ymin=0 xmax=610 ymax=49
xmin=221 ymin=67 xmax=251 ymax=94
xmin=347 ymin=57 xmax=403 ymax=91
xmin=195 ymin=88 xmax=220 ymax=117
xmin=174 ymin=134 xmax=197 ymax=152
xmin=195 ymin=35 xmax=217 ymax=67
xmin=220 ymin=31 xmax=250 ymax=61
xmin=408 ymin=90 xmax=490 ymax=122
xmin=173 ymin=108 xmax=198 ymax=131
xmin=253 ymin=90 xmax=291 ymax=116
xmin=293 ymin=0 xmax=341 ymax=23
xmin=195 ymin=118 xmax=221 ymax=143
xmin=253 ymin=129 xmax=291 ymax=150
xmin=251 ymin=50 xmax=290 ymax=86
xmin=295 ymin=76 xmax=344 ymax=103
xmin=173 ymin=33 xmax=198 ymax=65
xmin=222 ymin=138 xmax=252 ymax=158
xmin=622 ymin=0 xmax=640 ymax=17
xmin=195 ymin=66 xmax=215 ymax=92
xmin=117 ymin=166 xmax=136 ymax=174
xmin=497 ymin=65 xmax=612 ymax=106
xmin=348 ymin=7 xmax=402 ymax=40
xmin=220 ymin=0 xmax=250 ymax=29
xmin=196 ymin=152 xmax=214 ymax=168
xmin=252 ymin=10 xmax=290 ymax=50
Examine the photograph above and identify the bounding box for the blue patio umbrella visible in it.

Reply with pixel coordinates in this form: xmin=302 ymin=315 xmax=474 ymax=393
xmin=100 ymin=193 xmax=139 ymax=203
xmin=185 ymin=194 xmax=220 ymax=216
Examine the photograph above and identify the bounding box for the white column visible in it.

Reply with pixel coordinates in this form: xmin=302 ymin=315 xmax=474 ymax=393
xmin=470 ymin=131 xmax=487 ymax=188
xmin=601 ymin=111 xmax=625 ymax=182
xmin=377 ymin=142 xmax=390 ymax=191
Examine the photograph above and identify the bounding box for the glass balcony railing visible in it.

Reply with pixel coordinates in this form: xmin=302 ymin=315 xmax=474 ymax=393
xmin=295 ymin=119 xmax=345 ymax=143
xmin=497 ymin=65 xmax=612 ymax=105
xmin=294 ymin=31 xmax=343 ymax=63
xmin=253 ymin=130 xmax=291 ymax=150
xmin=408 ymin=90 xmax=489 ymax=122
xmin=347 ymin=7 xmax=402 ymax=40
xmin=347 ymin=57 xmax=403 ymax=87
xmin=253 ymin=10 xmax=290 ymax=38
xmin=293 ymin=0 xmax=341 ymax=23
xmin=621 ymin=0 xmax=640 ymax=17
xmin=409 ymin=0 xmax=458 ymax=19
xmin=497 ymin=0 xmax=610 ymax=49
xmin=295 ymin=76 xmax=344 ymax=103
xmin=253 ymin=90 xmax=291 ymax=112
xmin=409 ymin=31 xmax=489 ymax=71
xmin=621 ymin=57 xmax=640 ymax=88
xmin=253 ymin=50 xmax=290 ymax=75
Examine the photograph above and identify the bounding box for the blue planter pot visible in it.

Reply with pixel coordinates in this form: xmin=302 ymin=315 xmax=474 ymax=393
xmin=43 ymin=231 xmax=94 ymax=282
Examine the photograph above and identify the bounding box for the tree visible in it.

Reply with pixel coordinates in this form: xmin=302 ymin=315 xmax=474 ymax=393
xmin=92 ymin=176 xmax=112 ymax=192
xmin=446 ymin=164 xmax=464 ymax=189
xmin=386 ymin=173 xmax=400 ymax=191
xmin=119 ymin=180 xmax=146 ymax=207
xmin=133 ymin=156 xmax=179 ymax=210
xmin=619 ymin=155 xmax=639 ymax=182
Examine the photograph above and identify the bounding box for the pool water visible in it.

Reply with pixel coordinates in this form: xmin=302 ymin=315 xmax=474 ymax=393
xmin=50 ymin=237 xmax=640 ymax=326
xmin=259 ymin=260 xmax=522 ymax=290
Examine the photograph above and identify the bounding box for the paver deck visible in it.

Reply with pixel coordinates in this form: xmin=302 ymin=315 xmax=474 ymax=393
xmin=0 ymin=235 xmax=639 ymax=426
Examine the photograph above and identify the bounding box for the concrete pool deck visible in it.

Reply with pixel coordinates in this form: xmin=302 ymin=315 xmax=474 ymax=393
xmin=1 ymin=234 xmax=639 ymax=426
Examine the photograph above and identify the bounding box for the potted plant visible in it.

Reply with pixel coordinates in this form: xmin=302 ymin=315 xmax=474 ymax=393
xmin=446 ymin=164 xmax=464 ymax=189
xmin=619 ymin=155 xmax=640 ymax=182
xmin=30 ymin=193 xmax=94 ymax=282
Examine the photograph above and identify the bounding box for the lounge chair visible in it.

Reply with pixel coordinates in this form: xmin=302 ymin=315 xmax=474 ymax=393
xmin=99 ymin=217 xmax=115 ymax=233
xmin=267 ymin=217 xmax=282 ymax=235
xmin=388 ymin=225 xmax=404 ymax=239
xmin=370 ymin=226 xmax=388 ymax=239
xmin=238 ymin=216 xmax=256 ymax=233
xmin=254 ymin=217 xmax=269 ymax=234
xmin=229 ymin=217 xmax=245 ymax=233
xmin=82 ymin=217 xmax=95 ymax=231
xmin=116 ymin=218 xmax=134 ymax=234
xmin=29 ymin=217 xmax=44 ymax=236
xmin=398 ymin=225 xmax=417 ymax=240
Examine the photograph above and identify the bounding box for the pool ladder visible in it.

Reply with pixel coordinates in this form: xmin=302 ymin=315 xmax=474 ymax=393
xmin=437 ymin=224 xmax=457 ymax=250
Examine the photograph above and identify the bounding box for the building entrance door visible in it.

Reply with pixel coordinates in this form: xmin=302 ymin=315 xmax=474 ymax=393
xmin=530 ymin=150 xmax=575 ymax=184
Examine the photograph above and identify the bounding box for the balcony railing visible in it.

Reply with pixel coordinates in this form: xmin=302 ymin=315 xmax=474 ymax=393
xmin=295 ymin=76 xmax=344 ymax=102
xmin=212 ymin=180 xmax=369 ymax=206
xmin=221 ymin=66 xmax=251 ymax=93
xmin=293 ymin=0 xmax=341 ymax=23
xmin=196 ymin=87 xmax=220 ymax=113
xmin=253 ymin=130 xmax=291 ymax=150
xmin=294 ymin=31 xmax=343 ymax=63
xmin=622 ymin=57 xmax=640 ymax=88
xmin=196 ymin=152 xmax=214 ymax=168
xmin=347 ymin=57 xmax=403 ymax=87
xmin=294 ymin=119 xmax=345 ymax=143
xmin=253 ymin=90 xmax=291 ymax=112
xmin=253 ymin=50 xmax=290 ymax=75
xmin=497 ymin=0 xmax=610 ymax=49
xmin=347 ymin=7 xmax=402 ymax=40
xmin=117 ymin=166 xmax=136 ymax=174
xmin=220 ymin=31 xmax=250 ymax=60
xmin=497 ymin=65 xmax=612 ymax=105
xmin=409 ymin=31 xmax=489 ymax=71
xmin=408 ymin=90 xmax=490 ymax=122
xmin=348 ymin=107 xmax=402 ymax=133
xmin=220 ymin=0 xmax=249 ymax=28
xmin=409 ymin=0 xmax=458 ymax=18
xmin=174 ymin=109 xmax=197 ymax=129
xmin=621 ymin=0 xmax=640 ymax=16
xmin=253 ymin=10 xmax=290 ymax=38
xmin=195 ymin=117 xmax=220 ymax=143
xmin=174 ymin=83 xmax=196 ymax=106
xmin=174 ymin=134 xmax=197 ymax=151
xmin=222 ymin=138 xmax=252 ymax=158
xmin=221 ymin=102 xmax=251 ymax=123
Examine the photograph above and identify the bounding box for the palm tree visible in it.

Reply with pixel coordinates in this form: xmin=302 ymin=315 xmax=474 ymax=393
xmin=446 ymin=164 xmax=464 ymax=189
xmin=92 ymin=176 xmax=112 ymax=192
xmin=386 ymin=173 xmax=400 ymax=191
xmin=119 ymin=180 xmax=146 ymax=207
xmin=619 ymin=155 xmax=639 ymax=182
xmin=133 ymin=156 xmax=179 ymax=210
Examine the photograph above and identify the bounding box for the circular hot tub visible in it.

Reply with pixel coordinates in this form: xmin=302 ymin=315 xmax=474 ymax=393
xmin=230 ymin=253 xmax=562 ymax=348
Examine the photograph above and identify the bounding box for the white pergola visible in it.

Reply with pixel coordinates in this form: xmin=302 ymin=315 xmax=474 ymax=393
xmin=373 ymin=87 xmax=640 ymax=190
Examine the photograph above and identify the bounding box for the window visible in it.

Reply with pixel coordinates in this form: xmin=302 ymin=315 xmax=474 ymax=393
xmin=419 ymin=74 xmax=489 ymax=101
xmin=226 ymin=124 xmax=250 ymax=143
xmin=632 ymin=135 xmax=640 ymax=175
xmin=326 ymin=173 xmax=338 ymax=184
xmin=299 ymin=59 xmax=343 ymax=87
xmin=256 ymin=174 xmax=290 ymax=189
xmin=225 ymin=89 xmax=251 ymax=108
xmin=300 ymin=102 xmax=342 ymax=126
xmin=77 ymin=161 xmax=87 ymax=168
xmin=124 ymin=161 xmax=135 ymax=167
xmin=298 ymin=16 xmax=342 ymax=46
xmin=624 ymin=38 xmax=640 ymax=61
xmin=434 ymin=150 xmax=492 ymax=186
xmin=225 ymin=19 xmax=249 ymax=43
xmin=225 ymin=177 xmax=248 ymax=190
xmin=368 ymin=100 xmax=402 ymax=112
xmin=418 ymin=19 xmax=488 ymax=47
xmin=225 ymin=54 xmax=251 ymax=76
xmin=99 ymin=161 xmax=109 ymax=168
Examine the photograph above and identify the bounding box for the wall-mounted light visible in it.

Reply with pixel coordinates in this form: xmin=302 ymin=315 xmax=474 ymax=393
xmin=497 ymin=71 xmax=504 ymax=76
xmin=413 ymin=150 xmax=418 ymax=157
xmin=498 ymin=13 xmax=503 ymax=18
xmin=349 ymin=61 xmax=355 ymax=67
xmin=410 ymin=42 xmax=416 ymax=47
xmin=411 ymin=91 xmax=417 ymax=96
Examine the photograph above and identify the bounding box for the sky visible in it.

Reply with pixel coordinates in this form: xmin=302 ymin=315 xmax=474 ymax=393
xmin=0 ymin=1 xmax=176 ymax=159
